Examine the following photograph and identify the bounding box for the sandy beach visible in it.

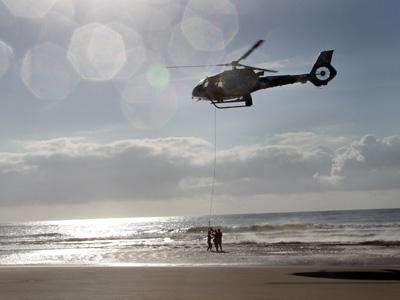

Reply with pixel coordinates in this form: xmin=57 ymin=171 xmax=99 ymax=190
xmin=0 ymin=266 xmax=399 ymax=300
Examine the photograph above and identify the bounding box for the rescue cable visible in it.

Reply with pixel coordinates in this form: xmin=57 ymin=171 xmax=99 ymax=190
xmin=208 ymin=107 xmax=217 ymax=227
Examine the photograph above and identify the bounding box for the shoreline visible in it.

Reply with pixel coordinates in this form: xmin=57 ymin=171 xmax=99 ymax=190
xmin=1 ymin=263 xmax=400 ymax=268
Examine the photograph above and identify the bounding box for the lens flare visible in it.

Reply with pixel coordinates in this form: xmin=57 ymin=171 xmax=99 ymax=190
xmin=107 ymin=22 xmax=146 ymax=80
xmin=1 ymin=0 xmax=57 ymax=18
xmin=40 ymin=12 xmax=78 ymax=48
xmin=121 ymin=74 xmax=178 ymax=129
xmin=181 ymin=0 xmax=238 ymax=51
xmin=0 ymin=40 xmax=14 ymax=78
xmin=146 ymin=64 xmax=170 ymax=89
xmin=68 ymin=23 xmax=127 ymax=81
xmin=168 ymin=24 xmax=227 ymax=79
xmin=21 ymin=42 xmax=80 ymax=101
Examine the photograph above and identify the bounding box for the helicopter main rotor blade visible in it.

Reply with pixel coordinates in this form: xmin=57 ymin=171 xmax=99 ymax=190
xmin=166 ymin=63 xmax=229 ymax=69
xmin=237 ymin=40 xmax=265 ymax=62
xmin=238 ymin=63 xmax=278 ymax=73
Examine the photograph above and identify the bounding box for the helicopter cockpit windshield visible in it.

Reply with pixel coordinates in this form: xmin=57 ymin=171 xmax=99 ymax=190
xmin=198 ymin=78 xmax=209 ymax=88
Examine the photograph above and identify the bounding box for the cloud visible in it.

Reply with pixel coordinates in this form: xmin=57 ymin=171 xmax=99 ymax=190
xmin=0 ymin=137 xmax=211 ymax=205
xmin=0 ymin=133 xmax=399 ymax=206
xmin=270 ymin=131 xmax=349 ymax=149
xmin=317 ymin=135 xmax=400 ymax=190
xmin=213 ymin=143 xmax=333 ymax=195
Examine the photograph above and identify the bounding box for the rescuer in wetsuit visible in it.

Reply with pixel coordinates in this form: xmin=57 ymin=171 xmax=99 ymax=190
xmin=207 ymin=228 xmax=214 ymax=251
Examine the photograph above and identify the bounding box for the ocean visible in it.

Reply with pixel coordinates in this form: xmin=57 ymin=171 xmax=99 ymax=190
xmin=0 ymin=208 xmax=399 ymax=266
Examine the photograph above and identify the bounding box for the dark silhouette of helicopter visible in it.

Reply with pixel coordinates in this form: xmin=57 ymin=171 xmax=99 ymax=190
xmin=168 ymin=40 xmax=337 ymax=109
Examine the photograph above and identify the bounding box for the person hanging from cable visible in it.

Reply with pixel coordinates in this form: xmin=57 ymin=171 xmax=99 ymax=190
xmin=213 ymin=228 xmax=219 ymax=252
xmin=207 ymin=228 xmax=214 ymax=251
xmin=215 ymin=228 xmax=223 ymax=252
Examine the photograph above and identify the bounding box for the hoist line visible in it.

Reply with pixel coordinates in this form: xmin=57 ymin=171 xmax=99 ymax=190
xmin=208 ymin=106 xmax=217 ymax=227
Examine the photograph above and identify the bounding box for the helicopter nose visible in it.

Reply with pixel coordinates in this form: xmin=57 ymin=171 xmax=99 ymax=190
xmin=192 ymin=85 xmax=202 ymax=99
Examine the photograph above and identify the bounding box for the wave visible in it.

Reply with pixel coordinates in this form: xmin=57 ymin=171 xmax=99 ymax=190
xmin=226 ymin=240 xmax=400 ymax=247
xmin=4 ymin=238 xmax=399 ymax=248
xmin=187 ymin=224 xmax=309 ymax=233
xmin=2 ymin=223 xmax=400 ymax=248
xmin=0 ymin=235 xmax=172 ymax=246
xmin=356 ymin=240 xmax=400 ymax=246
xmin=186 ymin=223 xmax=400 ymax=234
xmin=0 ymin=232 xmax=63 ymax=240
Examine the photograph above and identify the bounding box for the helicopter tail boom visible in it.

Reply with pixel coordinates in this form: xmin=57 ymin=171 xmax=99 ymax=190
xmin=257 ymin=50 xmax=336 ymax=90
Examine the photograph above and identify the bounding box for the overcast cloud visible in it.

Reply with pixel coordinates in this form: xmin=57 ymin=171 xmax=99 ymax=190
xmin=1 ymin=133 xmax=399 ymax=207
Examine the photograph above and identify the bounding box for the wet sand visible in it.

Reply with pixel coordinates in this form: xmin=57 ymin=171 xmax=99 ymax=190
xmin=0 ymin=266 xmax=399 ymax=300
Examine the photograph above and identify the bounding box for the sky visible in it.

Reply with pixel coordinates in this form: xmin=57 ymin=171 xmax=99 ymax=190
xmin=0 ymin=0 xmax=399 ymax=221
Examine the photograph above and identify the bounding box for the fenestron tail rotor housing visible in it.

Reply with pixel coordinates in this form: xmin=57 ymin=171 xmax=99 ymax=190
xmin=315 ymin=66 xmax=331 ymax=81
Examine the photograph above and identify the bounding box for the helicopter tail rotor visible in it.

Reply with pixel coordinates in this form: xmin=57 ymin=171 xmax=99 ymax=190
xmin=309 ymin=50 xmax=337 ymax=86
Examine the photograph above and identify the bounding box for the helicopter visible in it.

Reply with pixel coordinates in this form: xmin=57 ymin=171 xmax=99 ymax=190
xmin=168 ymin=40 xmax=337 ymax=109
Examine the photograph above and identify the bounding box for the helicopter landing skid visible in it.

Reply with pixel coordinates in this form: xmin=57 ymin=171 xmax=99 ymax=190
xmin=210 ymin=97 xmax=252 ymax=109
